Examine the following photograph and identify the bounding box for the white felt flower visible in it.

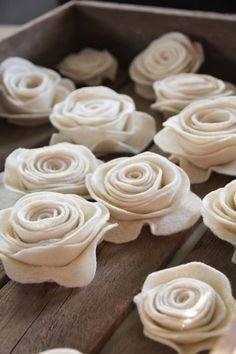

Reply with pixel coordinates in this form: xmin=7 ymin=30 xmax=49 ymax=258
xmin=58 ymin=48 xmax=118 ymax=85
xmin=39 ymin=349 xmax=83 ymax=354
xmin=129 ymin=32 xmax=204 ymax=100
xmin=134 ymin=262 xmax=236 ymax=354
xmin=154 ymin=96 xmax=236 ymax=183
xmin=50 ymin=86 xmax=156 ymax=155
xmin=151 ymin=73 xmax=235 ymax=117
xmin=202 ymin=180 xmax=236 ymax=264
xmin=86 ymin=152 xmax=201 ymax=243
xmin=0 ymin=57 xmax=75 ymax=126
xmin=0 ymin=192 xmax=116 ymax=287
xmin=3 ymin=142 xmax=102 ymax=198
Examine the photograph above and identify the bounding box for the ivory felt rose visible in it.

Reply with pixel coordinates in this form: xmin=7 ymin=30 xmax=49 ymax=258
xmin=151 ymin=73 xmax=235 ymax=117
xmin=86 ymin=152 xmax=201 ymax=243
xmin=58 ymin=48 xmax=118 ymax=85
xmin=3 ymin=142 xmax=102 ymax=198
xmin=134 ymin=262 xmax=236 ymax=354
xmin=50 ymin=86 xmax=156 ymax=155
xmin=202 ymin=180 xmax=236 ymax=264
xmin=39 ymin=349 xmax=83 ymax=354
xmin=129 ymin=32 xmax=204 ymax=100
xmin=0 ymin=57 xmax=75 ymax=126
xmin=0 ymin=192 xmax=116 ymax=287
xmin=154 ymin=96 xmax=236 ymax=183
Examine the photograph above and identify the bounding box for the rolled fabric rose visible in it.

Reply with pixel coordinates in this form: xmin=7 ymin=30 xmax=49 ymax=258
xmin=0 ymin=192 xmax=117 ymax=287
xmin=154 ymin=96 xmax=236 ymax=183
xmin=50 ymin=86 xmax=156 ymax=155
xmin=86 ymin=151 xmax=201 ymax=243
xmin=58 ymin=48 xmax=118 ymax=85
xmin=38 ymin=349 xmax=83 ymax=354
xmin=3 ymin=142 xmax=102 ymax=198
xmin=134 ymin=262 xmax=236 ymax=354
xmin=129 ymin=32 xmax=204 ymax=100
xmin=0 ymin=57 xmax=75 ymax=126
xmin=202 ymin=179 xmax=236 ymax=264
xmin=151 ymin=73 xmax=235 ymax=117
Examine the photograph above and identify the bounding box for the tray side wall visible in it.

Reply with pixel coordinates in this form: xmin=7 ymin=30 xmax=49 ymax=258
xmin=0 ymin=4 xmax=77 ymax=66
xmin=75 ymin=3 xmax=236 ymax=82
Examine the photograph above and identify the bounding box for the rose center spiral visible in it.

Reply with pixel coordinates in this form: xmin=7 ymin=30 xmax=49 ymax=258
xmin=201 ymin=110 xmax=230 ymax=124
xmin=29 ymin=206 xmax=61 ymax=221
xmin=15 ymin=73 xmax=43 ymax=90
xmin=35 ymin=156 xmax=72 ymax=173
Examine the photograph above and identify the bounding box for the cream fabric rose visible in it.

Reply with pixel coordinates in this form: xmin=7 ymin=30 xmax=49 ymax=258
xmin=3 ymin=142 xmax=102 ymax=198
xmin=154 ymin=96 xmax=236 ymax=183
xmin=86 ymin=152 xmax=201 ymax=243
xmin=0 ymin=192 xmax=116 ymax=287
xmin=0 ymin=57 xmax=75 ymax=126
xmin=134 ymin=262 xmax=236 ymax=354
xmin=50 ymin=86 xmax=156 ymax=155
xmin=202 ymin=180 xmax=236 ymax=264
xmin=58 ymin=48 xmax=118 ymax=85
xmin=129 ymin=32 xmax=204 ymax=100
xmin=151 ymin=73 xmax=235 ymax=117
xmin=39 ymin=349 xmax=83 ymax=354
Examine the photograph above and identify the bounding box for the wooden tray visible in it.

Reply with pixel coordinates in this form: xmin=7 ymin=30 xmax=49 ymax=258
xmin=0 ymin=2 xmax=236 ymax=353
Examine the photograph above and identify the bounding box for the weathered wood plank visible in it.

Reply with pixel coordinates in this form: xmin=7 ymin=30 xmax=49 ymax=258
xmin=0 ymin=282 xmax=67 ymax=354
xmin=1 ymin=228 xmax=191 ymax=354
xmin=104 ymin=230 xmax=236 ymax=354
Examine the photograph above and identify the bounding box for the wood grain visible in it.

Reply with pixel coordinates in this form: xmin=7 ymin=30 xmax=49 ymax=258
xmin=7 ymin=229 xmax=189 ymax=354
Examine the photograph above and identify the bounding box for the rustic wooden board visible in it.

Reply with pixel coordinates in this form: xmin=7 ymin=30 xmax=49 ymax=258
xmin=5 ymin=230 xmax=191 ymax=354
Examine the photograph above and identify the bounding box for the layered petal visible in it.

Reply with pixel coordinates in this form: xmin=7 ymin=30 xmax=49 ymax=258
xmin=129 ymin=32 xmax=204 ymax=99
xmin=3 ymin=142 xmax=102 ymax=198
xmin=151 ymin=73 xmax=235 ymax=117
xmin=86 ymin=152 xmax=201 ymax=242
xmin=0 ymin=57 xmax=75 ymax=125
xmin=202 ymin=180 xmax=236 ymax=263
xmin=154 ymin=96 xmax=236 ymax=183
xmin=39 ymin=349 xmax=83 ymax=354
xmin=0 ymin=192 xmax=117 ymax=287
xmin=59 ymin=48 xmax=118 ymax=85
xmin=50 ymin=86 xmax=156 ymax=155
xmin=134 ymin=262 xmax=236 ymax=354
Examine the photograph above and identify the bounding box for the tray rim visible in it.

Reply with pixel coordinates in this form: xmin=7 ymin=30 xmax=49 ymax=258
xmin=0 ymin=0 xmax=236 ymax=46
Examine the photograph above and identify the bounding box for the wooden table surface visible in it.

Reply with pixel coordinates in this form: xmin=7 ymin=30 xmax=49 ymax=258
xmin=0 ymin=73 xmax=235 ymax=354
